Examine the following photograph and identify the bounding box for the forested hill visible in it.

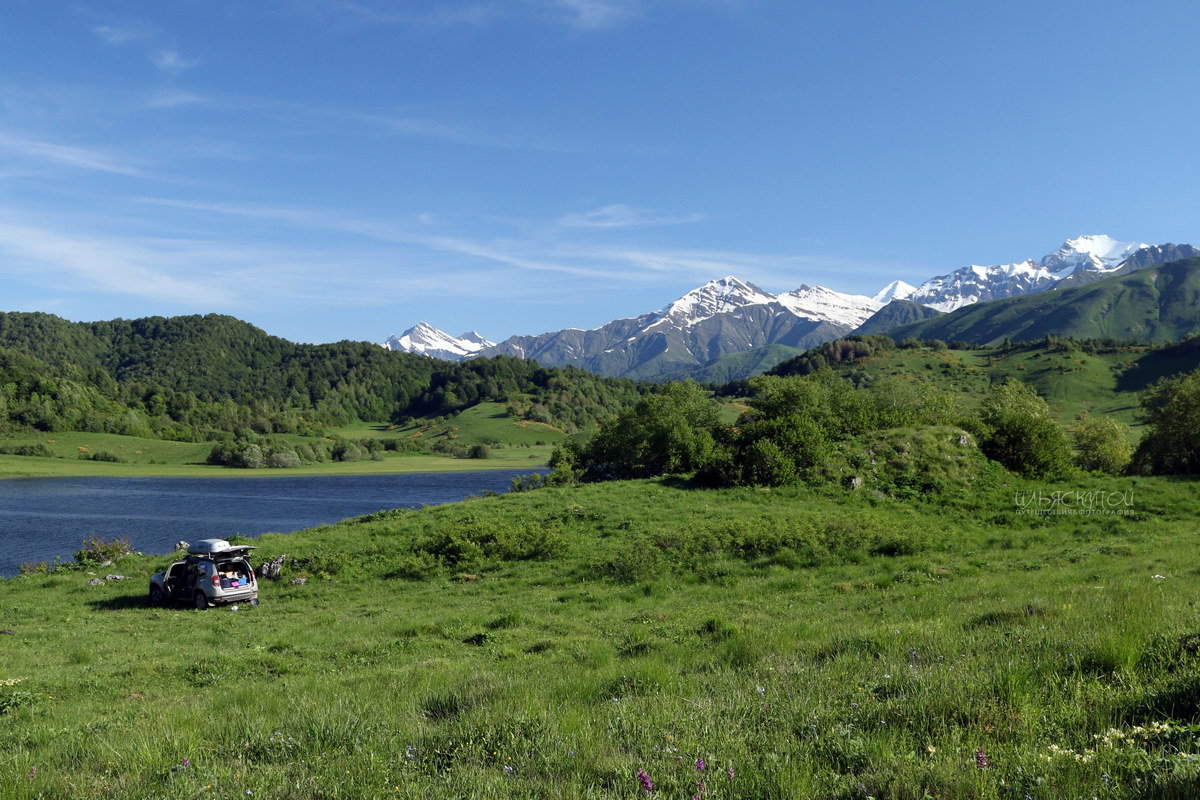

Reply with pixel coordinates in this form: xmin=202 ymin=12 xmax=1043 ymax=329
xmin=0 ymin=312 xmax=647 ymax=440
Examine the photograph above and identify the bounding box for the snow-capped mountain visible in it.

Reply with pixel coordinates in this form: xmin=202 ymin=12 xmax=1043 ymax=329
xmin=872 ymin=280 xmax=917 ymax=304
xmin=907 ymin=235 xmax=1161 ymax=313
xmin=477 ymin=277 xmax=880 ymax=380
xmin=906 ymin=259 xmax=1056 ymax=313
xmin=382 ymin=235 xmax=1197 ymax=380
xmin=777 ymin=285 xmax=881 ymax=328
xmin=381 ymin=322 xmax=495 ymax=361
xmin=654 ymin=276 xmax=777 ymax=326
xmin=1039 ymin=234 xmax=1146 ymax=278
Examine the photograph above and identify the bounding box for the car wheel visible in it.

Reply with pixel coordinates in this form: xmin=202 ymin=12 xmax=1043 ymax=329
xmin=250 ymin=597 xmax=260 ymax=607
xmin=193 ymin=591 xmax=209 ymax=611
xmin=149 ymin=584 xmax=165 ymax=604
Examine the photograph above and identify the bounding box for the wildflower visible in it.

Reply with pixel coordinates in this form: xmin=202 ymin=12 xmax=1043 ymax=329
xmin=636 ymin=768 xmax=653 ymax=794
xmin=926 ymin=745 xmax=937 ymax=754
xmin=696 ymin=780 xmax=706 ymax=793
xmin=181 ymin=758 xmax=190 ymax=768
xmin=28 ymin=766 xmax=36 ymax=780
xmin=696 ymin=758 xmax=705 ymax=772
xmin=727 ymin=766 xmax=734 ymax=779
xmin=975 ymin=748 xmax=989 ymax=769
xmin=504 ymin=765 xmax=514 ymax=775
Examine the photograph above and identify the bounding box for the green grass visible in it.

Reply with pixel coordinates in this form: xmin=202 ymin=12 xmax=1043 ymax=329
xmin=0 ymin=428 xmax=550 ymax=479
xmin=386 ymin=402 xmax=569 ymax=447
xmin=0 ymin=403 xmax=561 ymax=478
xmin=4 ymin=464 xmax=1200 ymax=797
xmin=833 ymin=343 xmax=1152 ymax=429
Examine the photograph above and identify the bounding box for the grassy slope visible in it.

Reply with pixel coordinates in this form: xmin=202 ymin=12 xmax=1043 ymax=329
xmin=885 ymin=258 xmax=1200 ymax=346
xmin=3 ymin=470 xmax=1200 ymax=798
xmin=0 ymin=404 xmax=557 ymax=478
xmin=830 ymin=343 xmax=1152 ymax=428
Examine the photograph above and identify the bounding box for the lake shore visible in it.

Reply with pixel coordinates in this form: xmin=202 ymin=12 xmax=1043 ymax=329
xmin=0 ymin=452 xmax=550 ymax=480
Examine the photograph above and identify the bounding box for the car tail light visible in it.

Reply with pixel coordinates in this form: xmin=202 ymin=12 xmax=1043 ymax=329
xmin=249 ymin=568 xmax=256 ymax=583
xmin=211 ymin=574 xmax=220 ymax=588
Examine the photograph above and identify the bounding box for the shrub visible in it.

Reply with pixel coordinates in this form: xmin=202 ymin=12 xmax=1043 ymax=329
xmin=0 ymin=443 xmax=53 ymax=458
xmin=976 ymin=379 xmax=1071 ymax=477
xmin=78 ymin=450 xmax=124 ymax=462
xmin=1132 ymin=370 xmax=1200 ymax=474
xmin=1072 ymin=415 xmax=1133 ymax=473
xmin=74 ymin=534 xmax=132 ymax=564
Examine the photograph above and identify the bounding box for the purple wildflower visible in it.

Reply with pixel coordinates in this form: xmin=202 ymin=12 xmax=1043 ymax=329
xmin=696 ymin=779 xmax=707 ymax=794
xmin=975 ymin=748 xmax=989 ymax=769
xmin=637 ymin=769 xmax=653 ymax=794
xmin=695 ymin=758 xmax=705 ymax=772
xmin=28 ymin=766 xmax=36 ymax=780
xmin=727 ymin=766 xmax=735 ymax=779
xmin=181 ymin=758 xmax=190 ymax=768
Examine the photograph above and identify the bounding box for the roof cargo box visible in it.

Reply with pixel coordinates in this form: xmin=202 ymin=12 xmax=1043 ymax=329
xmin=188 ymin=539 xmax=234 ymax=555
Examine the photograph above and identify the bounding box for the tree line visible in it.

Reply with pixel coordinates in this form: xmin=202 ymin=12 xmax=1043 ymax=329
xmin=548 ymin=365 xmax=1199 ymax=489
xmin=0 ymin=312 xmax=648 ymax=442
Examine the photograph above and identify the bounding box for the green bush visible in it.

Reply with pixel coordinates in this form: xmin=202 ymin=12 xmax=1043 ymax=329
xmin=977 ymin=379 xmax=1071 ymax=477
xmin=1072 ymin=415 xmax=1132 ymax=473
xmin=73 ymin=534 xmax=131 ymax=564
xmin=1132 ymin=370 xmax=1200 ymax=474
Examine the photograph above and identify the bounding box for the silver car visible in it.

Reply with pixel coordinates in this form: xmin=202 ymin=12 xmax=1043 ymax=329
xmin=149 ymin=539 xmax=259 ymax=610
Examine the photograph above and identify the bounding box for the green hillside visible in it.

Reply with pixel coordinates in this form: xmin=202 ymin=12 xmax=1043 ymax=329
xmin=0 ymin=312 xmax=649 ymax=473
xmin=853 ymin=299 xmax=944 ymax=335
xmin=5 ymin=472 xmax=1200 ymax=798
xmin=885 ymin=258 xmax=1200 ymax=345
xmin=738 ymin=335 xmax=1200 ymax=429
xmin=663 ymin=343 xmax=807 ymax=385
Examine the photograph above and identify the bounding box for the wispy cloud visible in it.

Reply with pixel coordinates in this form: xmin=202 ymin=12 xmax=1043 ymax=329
xmin=88 ymin=13 xmax=199 ymax=76
xmin=152 ymin=50 xmax=200 ymax=76
xmin=548 ymin=0 xmax=636 ymax=29
xmin=0 ymin=221 xmax=236 ymax=306
xmin=273 ymin=0 xmax=648 ymax=31
xmin=0 ymin=130 xmax=147 ymax=177
xmin=92 ymin=21 xmax=158 ymax=45
xmin=560 ymin=203 xmax=702 ymax=229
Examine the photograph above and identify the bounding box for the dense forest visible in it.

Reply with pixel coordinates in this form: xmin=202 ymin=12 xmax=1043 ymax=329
xmin=0 ymin=312 xmax=648 ymax=442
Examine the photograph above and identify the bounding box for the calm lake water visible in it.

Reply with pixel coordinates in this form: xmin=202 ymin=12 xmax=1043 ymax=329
xmin=0 ymin=469 xmax=545 ymax=577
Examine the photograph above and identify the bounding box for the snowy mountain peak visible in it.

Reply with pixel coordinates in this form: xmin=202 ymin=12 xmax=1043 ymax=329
xmin=1039 ymin=235 xmax=1147 ymax=278
xmin=872 ymin=280 xmax=917 ymax=304
xmin=381 ymin=322 xmax=496 ymax=361
xmin=658 ymin=276 xmax=776 ymax=325
xmin=777 ymin=285 xmax=882 ymax=327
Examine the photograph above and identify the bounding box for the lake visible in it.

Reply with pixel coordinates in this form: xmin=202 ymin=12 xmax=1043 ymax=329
xmin=0 ymin=469 xmax=545 ymax=577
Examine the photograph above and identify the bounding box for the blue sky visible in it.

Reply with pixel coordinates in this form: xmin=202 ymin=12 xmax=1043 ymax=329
xmin=1 ymin=1 xmax=1198 ymax=344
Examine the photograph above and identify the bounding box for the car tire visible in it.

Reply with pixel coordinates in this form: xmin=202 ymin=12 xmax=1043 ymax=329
xmin=149 ymin=584 xmax=165 ymax=604
xmin=193 ymin=591 xmax=209 ymax=611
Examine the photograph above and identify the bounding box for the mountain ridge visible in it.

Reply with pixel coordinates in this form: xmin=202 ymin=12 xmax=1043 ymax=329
xmin=382 ymin=235 xmax=1197 ymax=380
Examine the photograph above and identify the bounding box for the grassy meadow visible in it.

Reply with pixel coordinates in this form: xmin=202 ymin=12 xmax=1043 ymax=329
xmin=3 ymin=459 xmax=1200 ymax=798
xmin=0 ymin=406 xmax=555 ymax=479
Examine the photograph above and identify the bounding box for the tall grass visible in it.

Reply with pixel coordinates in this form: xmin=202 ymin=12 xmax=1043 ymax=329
xmin=2 ymin=473 xmax=1199 ymax=797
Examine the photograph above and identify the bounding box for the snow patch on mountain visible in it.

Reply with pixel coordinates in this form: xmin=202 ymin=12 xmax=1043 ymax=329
xmin=872 ymin=280 xmax=917 ymax=304
xmin=908 ymin=236 xmax=1151 ymax=313
xmin=777 ymin=285 xmax=882 ymax=327
xmin=1039 ymin=234 xmax=1147 ymax=278
xmin=656 ymin=276 xmax=777 ymax=326
xmin=381 ymin=322 xmax=496 ymax=361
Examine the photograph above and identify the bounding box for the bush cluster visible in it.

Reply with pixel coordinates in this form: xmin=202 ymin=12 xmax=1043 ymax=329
xmin=207 ymin=436 xmax=390 ymax=469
